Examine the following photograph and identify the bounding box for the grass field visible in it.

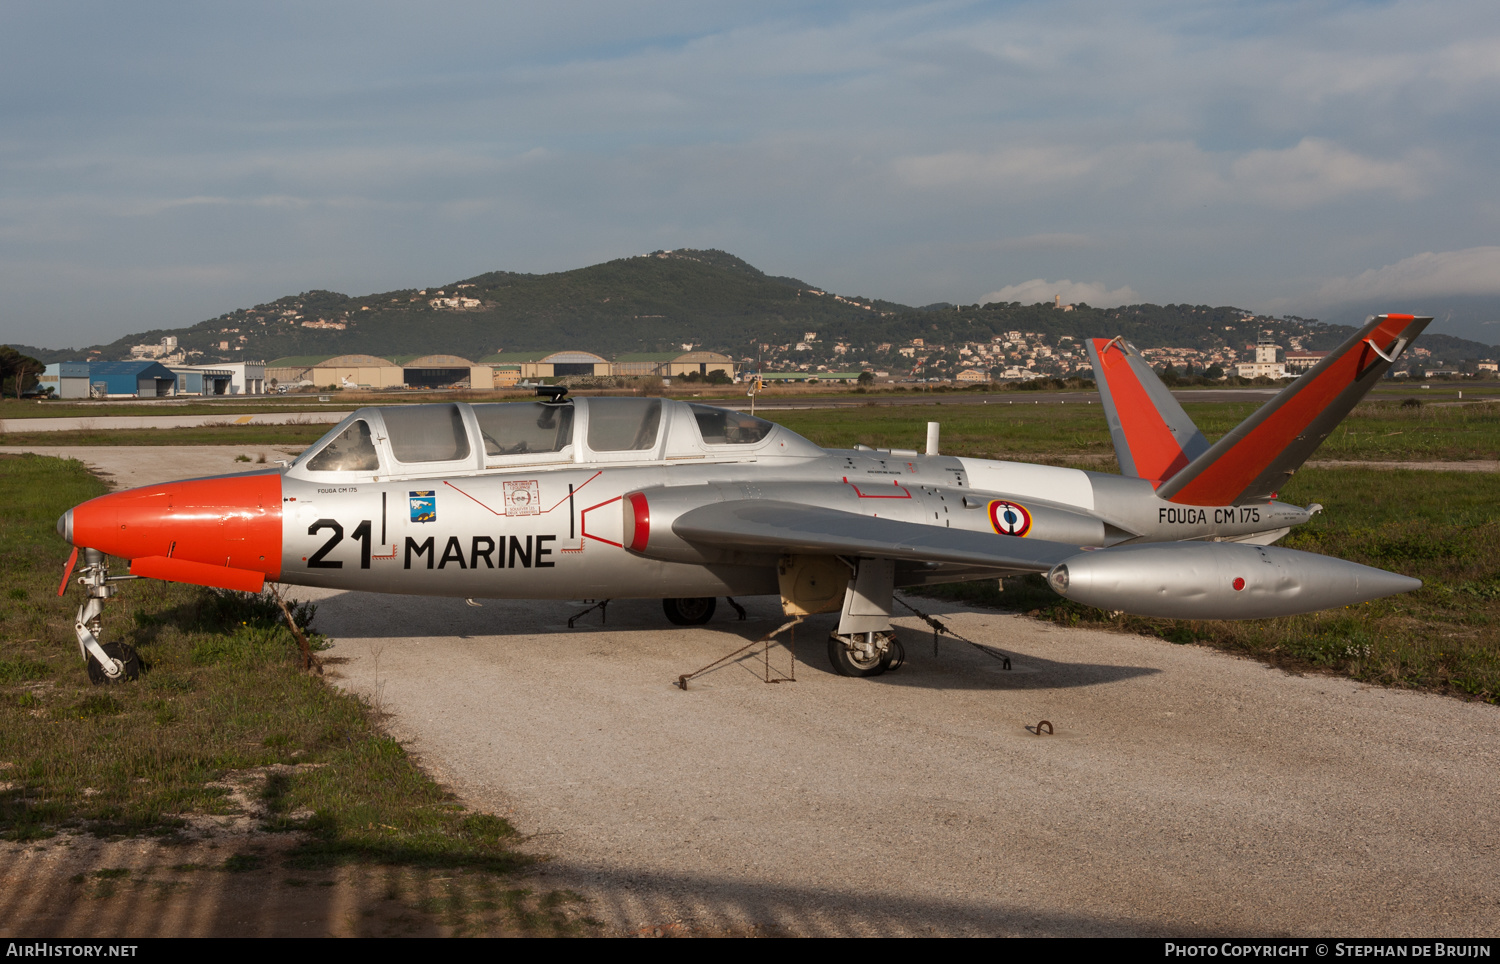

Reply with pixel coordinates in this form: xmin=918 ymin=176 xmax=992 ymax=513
xmin=0 ymin=454 xmax=585 ymax=933
xmin=0 ymin=398 xmax=362 ymax=420
xmin=768 ymin=400 xmax=1500 ymax=704
xmin=770 ymin=397 xmax=1500 ymax=464
xmin=0 ymin=424 xmax=332 ymax=447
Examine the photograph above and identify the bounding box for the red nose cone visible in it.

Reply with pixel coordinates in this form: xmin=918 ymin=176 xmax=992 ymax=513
xmin=69 ymin=473 xmax=283 ymax=586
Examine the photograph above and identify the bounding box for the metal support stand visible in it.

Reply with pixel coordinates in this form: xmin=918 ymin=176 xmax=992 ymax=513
xmin=567 ymin=599 xmax=610 ymax=628
xmin=894 ymin=595 xmax=1013 ymax=671
xmin=676 ymin=615 xmax=803 ymax=690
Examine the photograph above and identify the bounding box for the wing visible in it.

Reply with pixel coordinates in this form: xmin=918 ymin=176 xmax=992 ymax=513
xmin=672 ymin=500 xmax=1081 ymax=572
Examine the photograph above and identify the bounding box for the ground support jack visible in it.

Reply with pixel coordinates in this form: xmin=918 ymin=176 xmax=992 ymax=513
xmin=568 ymin=599 xmax=610 ymax=628
xmin=675 ymin=615 xmax=804 ymax=690
xmin=895 ymin=595 xmax=1014 ymax=670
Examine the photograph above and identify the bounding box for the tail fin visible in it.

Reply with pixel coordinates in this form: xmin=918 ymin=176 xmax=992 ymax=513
xmin=1086 ymin=336 xmax=1210 ymax=485
xmin=1155 ymin=313 xmax=1431 ymax=506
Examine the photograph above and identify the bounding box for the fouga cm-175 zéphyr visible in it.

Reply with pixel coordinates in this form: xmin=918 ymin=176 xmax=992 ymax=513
xmin=55 ymin=314 xmax=1428 ymax=682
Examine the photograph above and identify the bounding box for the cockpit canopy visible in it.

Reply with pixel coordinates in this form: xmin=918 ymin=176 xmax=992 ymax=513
xmin=288 ymin=397 xmax=818 ymax=481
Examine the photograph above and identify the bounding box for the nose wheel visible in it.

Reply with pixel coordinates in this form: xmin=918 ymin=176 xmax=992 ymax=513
xmin=86 ymin=642 xmax=141 ymax=685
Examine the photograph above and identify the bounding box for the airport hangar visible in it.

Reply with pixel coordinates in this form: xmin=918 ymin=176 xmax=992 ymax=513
xmin=266 ymin=350 xmax=736 ymax=390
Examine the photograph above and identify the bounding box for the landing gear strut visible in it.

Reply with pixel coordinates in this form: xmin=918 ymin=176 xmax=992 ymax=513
xmin=69 ymin=549 xmax=139 ymax=684
xmin=827 ymin=630 xmax=903 ymax=678
xmin=663 ymin=597 xmax=717 ymax=625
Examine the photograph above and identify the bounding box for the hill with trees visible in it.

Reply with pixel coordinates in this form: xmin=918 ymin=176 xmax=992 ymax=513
xmin=10 ymin=249 xmax=1498 ymax=369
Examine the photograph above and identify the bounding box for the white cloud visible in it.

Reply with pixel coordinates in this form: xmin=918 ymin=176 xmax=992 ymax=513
xmin=892 ymin=146 xmax=1097 ymax=192
xmin=980 ymin=279 xmax=1141 ymax=308
xmin=1312 ymin=247 xmax=1500 ymax=304
xmin=1229 ymin=138 xmax=1434 ymax=209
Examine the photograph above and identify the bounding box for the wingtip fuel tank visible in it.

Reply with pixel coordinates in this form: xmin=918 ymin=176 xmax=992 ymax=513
xmin=1046 ymin=542 xmax=1421 ymax=620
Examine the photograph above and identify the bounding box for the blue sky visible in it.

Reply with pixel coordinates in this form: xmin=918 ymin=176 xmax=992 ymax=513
xmin=3 ymin=1 xmax=1498 ymax=348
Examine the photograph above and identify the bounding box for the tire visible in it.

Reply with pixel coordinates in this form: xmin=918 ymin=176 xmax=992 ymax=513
xmin=87 ymin=642 xmax=141 ymax=685
xmin=663 ymin=597 xmax=717 ymax=626
xmin=827 ymin=634 xmax=893 ymax=678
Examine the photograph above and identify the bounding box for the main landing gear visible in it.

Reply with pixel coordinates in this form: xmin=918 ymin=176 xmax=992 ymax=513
xmin=64 ymin=548 xmax=140 ymax=684
xmin=663 ymin=597 xmax=717 ymax=625
xmin=826 ymin=630 xmax=904 ymax=678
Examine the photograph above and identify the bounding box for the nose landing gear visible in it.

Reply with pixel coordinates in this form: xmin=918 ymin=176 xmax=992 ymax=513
xmin=68 ymin=549 xmax=140 ymax=684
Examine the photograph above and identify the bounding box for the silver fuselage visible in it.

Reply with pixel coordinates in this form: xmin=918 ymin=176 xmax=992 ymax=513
xmin=277 ymin=397 xmax=1309 ymax=600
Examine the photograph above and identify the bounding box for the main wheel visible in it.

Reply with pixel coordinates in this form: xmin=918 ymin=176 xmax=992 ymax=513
xmin=86 ymin=642 xmax=141 ymax=685
xmin=827 ymin=633 xmax=893 ymax=678
xmin=663 ymin=597 xmax=717 ymax=625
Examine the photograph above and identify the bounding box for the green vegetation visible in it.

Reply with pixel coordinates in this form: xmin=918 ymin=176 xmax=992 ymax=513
xmin=771 ymin=398 xmax=1500 ymax=464
xmin=922 ymin=467 xmax=1500 ymax=703
xmin=0 ymin=398 xmax=362 ymax=420
xmin=0 ymin=455 xmax=582 ymax=926
xmin=18 ymin=248 xmax=1497 ymax=369
xmin=0 ymin=425 xmax=329 ymax=447
xmin=1 ymin=347 xmax=42 ymax=398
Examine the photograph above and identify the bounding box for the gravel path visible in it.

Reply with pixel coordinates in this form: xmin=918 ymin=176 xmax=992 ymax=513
xmin=311 ymin=589 xmax=1500 ymax=937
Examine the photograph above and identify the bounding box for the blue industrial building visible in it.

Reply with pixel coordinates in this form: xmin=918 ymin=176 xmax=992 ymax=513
xmin=40 ymin=361 xmax=177 ymax=398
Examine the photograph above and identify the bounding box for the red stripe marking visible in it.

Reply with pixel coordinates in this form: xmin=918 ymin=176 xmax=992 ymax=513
xmin=1091 ymin=337 xmax=1189 ymax=486
xmin=1168 ymin=315 xmax=1415 ymax=505
xmin=444 ymin=479 xmax=500 ymax=514
xmin=845 ymin=481 xmax=912 ymax=499
xmin=580 ymin=495 xmax=623 ymax=547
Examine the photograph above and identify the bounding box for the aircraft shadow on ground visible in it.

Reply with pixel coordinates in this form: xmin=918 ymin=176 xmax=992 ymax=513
xmin=0 ymin=837 xmax=1197 ymax=938
xmin=307 ymin=591 xmax=1159 ymax=693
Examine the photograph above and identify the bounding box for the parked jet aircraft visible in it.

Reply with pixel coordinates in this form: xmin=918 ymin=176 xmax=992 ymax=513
xmin=56 ymin=314 xmax=1428 ymax=683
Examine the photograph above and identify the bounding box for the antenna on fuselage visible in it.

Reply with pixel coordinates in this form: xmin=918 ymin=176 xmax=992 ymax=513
xmin=535 ymin=385 xmax=570 ymax=404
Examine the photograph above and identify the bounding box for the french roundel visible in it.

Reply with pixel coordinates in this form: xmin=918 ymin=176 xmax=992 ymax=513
xmin=988 ymin=500 xmax=1032 ymax=537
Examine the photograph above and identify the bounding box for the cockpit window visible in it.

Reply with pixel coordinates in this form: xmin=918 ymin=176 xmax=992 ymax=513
xmin=306 ymin=419 xmax=379 ymax=472
xmin=689 ymin=404 xmax=775 ymax=445
xmin=473 ymin=402 xmax=574 ymax=458
xmin=587 ymin=398 xmax=662 ymax=452
xmin=383 ymin=404 xmax=471 ymax=463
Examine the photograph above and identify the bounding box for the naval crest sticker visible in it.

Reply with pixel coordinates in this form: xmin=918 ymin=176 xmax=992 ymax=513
xmin=504 ymin=480 xmax=540 ymax=516
xmin=409 ymin=490 xmax=436 ymax=524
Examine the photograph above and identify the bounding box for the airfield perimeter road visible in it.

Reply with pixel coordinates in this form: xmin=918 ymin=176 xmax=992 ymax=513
xmin=7 ymin=445 xmax=1498 ymax=937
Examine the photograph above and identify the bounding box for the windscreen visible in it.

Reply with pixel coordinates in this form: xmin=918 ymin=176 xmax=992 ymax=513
xmin=473 ymin=402 xmax=574 ymax=457
xmin=689 ymin=404 xmax=775 ymax=445
xmin=305 ymin=419 xmax=379 ymax=472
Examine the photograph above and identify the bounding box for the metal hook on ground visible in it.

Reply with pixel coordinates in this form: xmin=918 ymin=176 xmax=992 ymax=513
xmin=894 ymin=596 xmax=1012 ymax=670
